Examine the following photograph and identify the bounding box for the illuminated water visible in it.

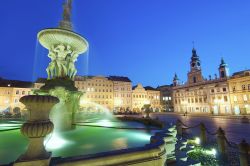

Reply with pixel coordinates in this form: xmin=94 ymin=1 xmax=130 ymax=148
xmin=0 ymin=120 xmax=155 ymax=165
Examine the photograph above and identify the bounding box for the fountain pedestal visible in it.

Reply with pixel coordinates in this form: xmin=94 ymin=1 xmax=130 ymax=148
xmin=14 ymin=95 xmax=59 ymax=166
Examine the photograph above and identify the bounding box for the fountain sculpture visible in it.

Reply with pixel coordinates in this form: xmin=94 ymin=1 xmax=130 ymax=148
xmin=35 ymin=0 xmax=88 ymax=130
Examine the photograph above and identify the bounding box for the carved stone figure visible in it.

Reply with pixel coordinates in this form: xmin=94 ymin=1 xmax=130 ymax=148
xmin=46 ymin=44 xmax=79 ymax=79
xmin=67 ymin=51 xmax=78 ymax=79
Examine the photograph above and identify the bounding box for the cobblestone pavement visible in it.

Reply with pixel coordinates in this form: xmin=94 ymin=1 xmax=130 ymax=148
xmin=151 ymin=113 xmax=250 ymax=144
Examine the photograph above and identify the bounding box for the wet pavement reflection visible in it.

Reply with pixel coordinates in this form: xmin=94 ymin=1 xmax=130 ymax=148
xmin=151 ymin=113 xmax=250 ymax=143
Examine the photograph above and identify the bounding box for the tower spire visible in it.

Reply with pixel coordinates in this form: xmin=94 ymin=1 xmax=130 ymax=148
xmin=59 ymin=0 xmax=73 ymax=30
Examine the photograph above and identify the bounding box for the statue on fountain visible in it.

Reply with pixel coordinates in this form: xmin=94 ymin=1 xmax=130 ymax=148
xmin=35 ymin=0 xmax=88 ymax=131
xmin=46 ymin=44 xmax=79 ymax=80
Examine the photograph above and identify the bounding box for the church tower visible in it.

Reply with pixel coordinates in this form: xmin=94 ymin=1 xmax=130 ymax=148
xmin=187 ymin=48 xmax=204 ymax=84
xmin=173 ymin=73 xmax=179 ymax=86
xmin=219 ymin=58 xmax=229 ymax=79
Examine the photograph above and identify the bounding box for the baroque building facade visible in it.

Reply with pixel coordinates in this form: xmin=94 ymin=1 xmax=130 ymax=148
xmin=0 ymin=78 xmax=32 ymax=114
xmin=75 ymin=76 xmax=114 ymax=111
xmin=157 ymin=85 xmax=174 ymax=112
xmin=228 ymin=70 xmax=250 ymax=115
xmin=173 ymin=48 xmax=232 ymax=115
xmin=132 ymin=84 xmax=161 ymax=112
xmin=33 ymin=76 xmax=160 ymax=113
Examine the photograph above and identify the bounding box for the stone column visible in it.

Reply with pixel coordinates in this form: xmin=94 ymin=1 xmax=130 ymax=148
xmin=14 ymin=95 xmax=59 ymax=166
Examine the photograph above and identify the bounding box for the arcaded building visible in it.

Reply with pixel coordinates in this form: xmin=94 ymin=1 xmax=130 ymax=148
xmin=172 ymin=48 xmax=232 ymax=115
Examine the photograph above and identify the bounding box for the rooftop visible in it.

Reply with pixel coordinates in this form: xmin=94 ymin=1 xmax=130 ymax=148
xmin=108 ymin=76 xmax=131 ymax=82
xmin=0 ymin=78 xmax=33 ymax=88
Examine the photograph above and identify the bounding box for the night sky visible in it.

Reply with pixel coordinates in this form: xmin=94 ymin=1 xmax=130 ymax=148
xmin=1 ymin=0 xmax=250 ymax=87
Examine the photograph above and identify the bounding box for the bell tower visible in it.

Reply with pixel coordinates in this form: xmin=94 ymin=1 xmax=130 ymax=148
xmin=219 ymin=58 xmax=229 ymax=79
xmin=173 ymin=73 xmax=180 ymax=86
xmin=187 ymin=48 xmax=203 ymax=84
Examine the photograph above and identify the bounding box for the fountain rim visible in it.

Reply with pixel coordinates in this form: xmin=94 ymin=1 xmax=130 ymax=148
xmin=37 ymin=28 xmax=89 ymax=54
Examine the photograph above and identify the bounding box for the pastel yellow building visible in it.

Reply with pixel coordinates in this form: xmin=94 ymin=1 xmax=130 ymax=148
xmin=144 ymin=86 xmax=161 ymax=111
xmin=108 ymin=76 xmax=132 ymax=111
xmin=132 ymin=84 xmax=161 ymax=112
xmin=0 ymin=78 xmax=32 ymax=114
xmin=228 ymin=70 xmax=250 ymax=115
xmin=75 ymin=76 xmax=114 ymax=111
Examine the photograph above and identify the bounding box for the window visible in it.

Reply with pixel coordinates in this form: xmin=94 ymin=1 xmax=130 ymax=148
xmin=234 ymin=96 xmax=237 ymax=102
xmin=211 ymin=89 xmax=214 ymax=93
xmin=242 ymin=85 xmax=246 ymax=90
xmin=16 ymin=90 xmax=19 ymax=95
xmin=243 ymin=95 xmax=248 ymax=101
xmin=248 ymin=84 xmax=250 ymax=90
xmin=224 ymin=96 xmax=228 ymax=102
xmin=199 ymin=98 xmax=202 ymax=103
xmin=233 ymin=86 xmax=236 ymax=92
xmin=22 ymin=91 xmax=25 ymax=95
xmin=223 ymin=88 xmax=227 ymax=92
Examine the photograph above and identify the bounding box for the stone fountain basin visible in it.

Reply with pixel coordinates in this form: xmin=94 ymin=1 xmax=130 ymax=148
xmin=0 ymin=121 xmax=157 ymax=165
xmin=37 ymin=28 xmax=88 ymax=54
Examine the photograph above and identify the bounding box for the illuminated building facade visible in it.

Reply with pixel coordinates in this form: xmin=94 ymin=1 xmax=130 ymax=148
xmin=108 ymin=76 xmax=132 ymax=111
xmin=157 ymin=85 xmax=174 ymax=112
xmin=75 ymin=76 xmax=114 ymax=111
xmin=172 ymin=48 xmax=232 ymax=115
xmin=0 ymin=78 xmax=32 ymax=114
xmin=228 ymin=70 xmax=250 ymax=115
xmin=132 ymin=84 xmax=161 ymax=112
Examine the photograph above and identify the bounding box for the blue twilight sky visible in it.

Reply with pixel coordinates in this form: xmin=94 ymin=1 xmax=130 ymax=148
xmin=0 ymin=0 xmax=250 ymax=87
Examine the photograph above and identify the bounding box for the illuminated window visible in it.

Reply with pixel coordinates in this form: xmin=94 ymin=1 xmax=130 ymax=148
xmin=243 ymin=95 xmax=248 ymax=101
xmin=234 ymin=96 xmax=237 ymax=102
